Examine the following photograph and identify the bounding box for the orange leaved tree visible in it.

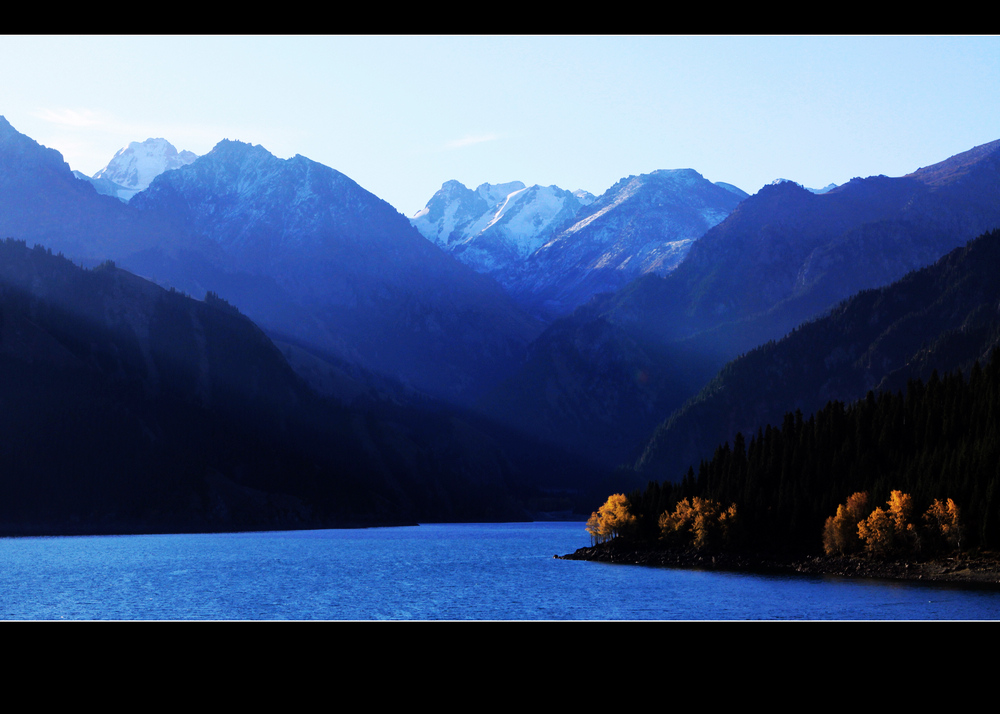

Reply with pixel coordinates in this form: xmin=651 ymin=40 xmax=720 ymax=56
xmin=586 ymin=493 xmax=637 ymax=545
xmin=923 ymin=498 xmax=963 ymax=553
xmin=659 ymin=497 xmax=738 ymax=551
xmin=857 ymin=490 xmax=917 ymax=557
xmin=822 ymin=492 xmax=869 ymax=556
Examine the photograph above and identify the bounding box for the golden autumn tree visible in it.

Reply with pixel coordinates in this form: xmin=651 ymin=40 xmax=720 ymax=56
xmin=887 ymin=490 xmax=915 ymax=537
xmin=585 ymin=511 xmax=608 ymax=546
xmin=659 ymin=497 xmax=737 ymax=551
xmin=923 ymin=498 xmax=963 ymax=552
xmin=822 ymin=492 xmax=869 ymax=556
xmin=857 ymin=491 xmax=917 ymax=557
xmin=691 ymin=497 xmax=722 ymax=550
xmin=659 ymin=498 xmax=695 ymax=543
xmin=857 ymin=506 xmax=895 ymax=557
xmin=586 ymin=493 xmax=637 ymax=545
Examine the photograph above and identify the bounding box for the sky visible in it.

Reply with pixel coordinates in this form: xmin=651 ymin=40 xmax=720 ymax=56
xmin=1 ymin=35 xmax=998 ymax=217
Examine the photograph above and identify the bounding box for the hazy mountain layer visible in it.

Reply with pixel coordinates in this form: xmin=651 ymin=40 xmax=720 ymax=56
xmin=636 ymin=227 xmax=1000 ymax=482
xmin=0 ymin=117 xmax=542 ymax=408
xmin=483 ymin=140 xmax=1000 ymax=469
xmin=129 ymin=140 xmax=544 ymax=406
xmin=0 ymin=238 xmax=607 ymax=533
xmin=0 ymin=238 xmax=354 ymax=533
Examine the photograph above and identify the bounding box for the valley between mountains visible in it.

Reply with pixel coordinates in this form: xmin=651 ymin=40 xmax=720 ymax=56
xmin=2 ymin=114 xmax=999 ymax=543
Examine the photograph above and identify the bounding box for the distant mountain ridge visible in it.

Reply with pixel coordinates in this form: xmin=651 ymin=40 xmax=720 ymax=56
xmin=506 ymin=169 xmax=747 ymax=318
xmin=0 ymin=117 xmax=542 ymax=408
xmin=603 ymin=140 xmax=1000 ymax=355
xmin=0 ymin=116 xmax=200 ymax=262
xmin=411 ymin=180 xmax=595 ymax=293
xmin=413 ymin=169 xmax=747 ymax=319
xmin=127 ymin=139 xmax=544 ymax=407
xmin=905 ymin=138 xmax=1000 ymax=186
xmin=480 ymin=138 xmax=1000 ymax=469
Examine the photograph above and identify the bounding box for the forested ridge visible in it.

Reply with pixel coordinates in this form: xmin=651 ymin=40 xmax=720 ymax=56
xmin=0 ymin=238 xmax=596 ymax=534
xmin=637 ymin=227 xmax=1000 ymax=481
xmin=600 ymin=346 xmax=1000 ymax=557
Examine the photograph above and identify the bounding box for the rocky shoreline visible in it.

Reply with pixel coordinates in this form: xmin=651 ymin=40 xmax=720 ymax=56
xmin=558 ymin=539 xmax=1000 ymax=588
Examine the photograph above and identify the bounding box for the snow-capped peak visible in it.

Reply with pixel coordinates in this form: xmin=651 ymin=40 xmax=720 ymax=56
xmin=92 ymin=138 xmax=198 ymax=199
xmin=411 ymin=179 xmax=594 ymax=276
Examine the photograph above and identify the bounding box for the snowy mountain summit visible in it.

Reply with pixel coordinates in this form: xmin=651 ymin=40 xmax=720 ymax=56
xmin=90 ymin=138 xmax=198 ymax=201
xmin=413 ymin=169 xmax=749 ymax=319
xmin=503 ymin=168 xmax=749 ymax=317
xmin=411 ymin=179 xmax=595 ymax=281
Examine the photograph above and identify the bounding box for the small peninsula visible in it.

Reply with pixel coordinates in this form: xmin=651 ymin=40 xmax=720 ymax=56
xmin=560 ymin=538 xmax=1000 ymax=588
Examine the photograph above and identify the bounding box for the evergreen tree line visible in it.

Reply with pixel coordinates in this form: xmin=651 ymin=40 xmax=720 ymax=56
xmin=621 ymin=348 xmax=1000 ymax=555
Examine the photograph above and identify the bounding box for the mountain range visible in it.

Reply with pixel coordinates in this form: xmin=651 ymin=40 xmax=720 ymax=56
xmin=2 ymin=111 xmax=1000 ymax=535
xmin=412 ymin=170 xmax=747 ymax=319
xmin=477 ymin=138 xmax=1000 ymax=469
xmin=129 ymin=139 xmax=545 ymax=407
xmin=0 ymin=118 xmax=542 ymax=410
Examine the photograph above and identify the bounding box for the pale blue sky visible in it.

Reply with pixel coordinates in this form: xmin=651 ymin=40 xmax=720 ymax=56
xmin=2 ymin=35 xmax=997 ymax=216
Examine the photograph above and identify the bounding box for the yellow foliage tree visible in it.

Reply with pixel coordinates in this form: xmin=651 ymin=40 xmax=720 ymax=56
xmin=822 ymin=492 xmax=869 ymax=556
xmin=585 ymin=511 xmax=608 ymax=546
xmin=887 ymin=490 xmax=915 ymax=537
xmin=923 ymin=498 xmax=963 ymax=552
xmin=857 ymin=491 xmax=917 ymax=557
xmin=691 ymin=497 xmax=722 ymax=550
xmin=658 ymin=498 xmax=695 ymax=542
xmin=586 ymin=493 xmax=636 ymax=545
xmin=659 ymin=497 xmax=737 ymax=550
xmin=857 ymin=506 xmax=895 ymax=557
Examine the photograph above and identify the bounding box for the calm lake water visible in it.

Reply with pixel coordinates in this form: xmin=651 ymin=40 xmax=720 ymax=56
xmin=1 ymin=521 xmax=998 ymax=620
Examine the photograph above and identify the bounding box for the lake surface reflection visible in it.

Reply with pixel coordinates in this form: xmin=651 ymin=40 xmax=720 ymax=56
xmin=1 ymin=522 xmax=997 ymax=620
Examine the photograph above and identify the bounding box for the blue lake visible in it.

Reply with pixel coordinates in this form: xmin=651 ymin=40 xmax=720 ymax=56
xmin=1 ymin=521 xmax=998 ymax=620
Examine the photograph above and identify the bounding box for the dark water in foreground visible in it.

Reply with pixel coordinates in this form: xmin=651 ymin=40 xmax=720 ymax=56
xmin=1 ymin=522 xmax=998 ymax=620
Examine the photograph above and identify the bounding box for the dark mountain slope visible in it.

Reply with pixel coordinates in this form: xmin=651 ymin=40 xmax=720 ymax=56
xmin=481 ymin=307 xmax=706 ymax=469
xmin=0 ymin=239 xmax=350 ymax=533
xmin=636 ymin=227 xmax=1000 ymax=482
xmin=0 ymin=240 xmax=570 ymax=534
